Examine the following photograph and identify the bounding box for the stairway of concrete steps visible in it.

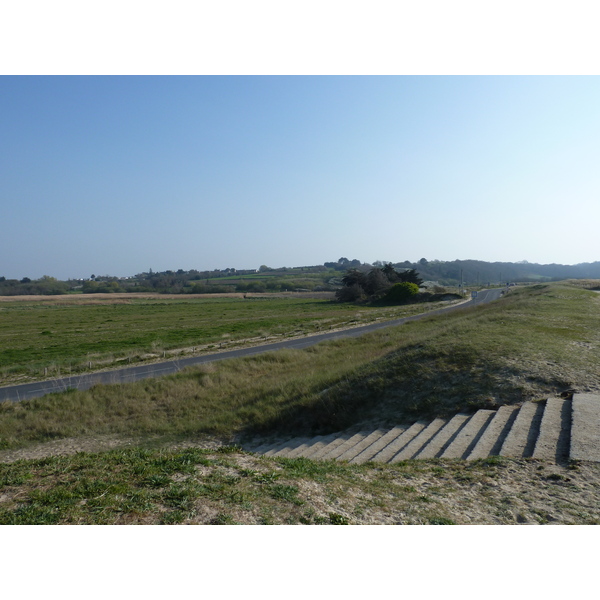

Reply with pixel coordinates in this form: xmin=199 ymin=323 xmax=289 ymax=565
xmin=243 ymin=393 xmax=600 ymax=464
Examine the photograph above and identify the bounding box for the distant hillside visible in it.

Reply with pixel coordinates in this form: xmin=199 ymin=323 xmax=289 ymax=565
xmin=2 ymin=258 xmax=600 ymax=295
xmin=388 ymin=259 xmax=600 ymax=286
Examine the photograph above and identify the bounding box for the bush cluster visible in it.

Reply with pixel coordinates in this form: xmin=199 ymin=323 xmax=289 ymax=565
xmin=335 ymin=264 xmax=423 ymax=303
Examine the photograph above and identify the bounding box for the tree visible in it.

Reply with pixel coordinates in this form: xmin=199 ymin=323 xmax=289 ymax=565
xmin=82 ymin=280 xmax=99 ymax=293
xmin=398 ymin=268 xmax=423 ymax=286
xmin=341 ymin=268 xmax=366 ymax=288
xmin=381 ymin=263 xmax=399 ymax=282
xmin=364 ymin=268 xmax=391 ymax=297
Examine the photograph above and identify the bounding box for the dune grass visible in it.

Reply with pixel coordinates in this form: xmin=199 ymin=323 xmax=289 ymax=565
xmin=0 ymin=283 xmax=599 ymax=452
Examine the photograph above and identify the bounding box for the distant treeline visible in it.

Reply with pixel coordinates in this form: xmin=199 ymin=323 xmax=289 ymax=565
xmin=2 ymin=257 xmax=600 ymax=296
xmin=411 ymin=258 xmax=600 ymax=286
xmin=0 ymin=276 xmax=70 ymax=296
xmin=0 ymin=267 xmax=336 ymax=296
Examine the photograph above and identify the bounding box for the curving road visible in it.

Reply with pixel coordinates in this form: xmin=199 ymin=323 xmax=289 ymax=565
xmin=0 ymin=288 xmax=504 ymax=403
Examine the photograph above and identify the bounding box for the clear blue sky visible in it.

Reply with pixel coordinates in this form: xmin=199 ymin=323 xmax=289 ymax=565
xmin=2 ymin=75 xmax=600 ymax=280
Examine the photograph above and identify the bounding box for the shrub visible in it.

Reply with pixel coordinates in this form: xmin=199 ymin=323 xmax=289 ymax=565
xmin=384 ymin=282 xmax=419 ymax=304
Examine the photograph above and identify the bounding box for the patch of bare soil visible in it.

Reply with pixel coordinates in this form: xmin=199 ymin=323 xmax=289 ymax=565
xmin=387 ymin=459 xmax=600 ymax=525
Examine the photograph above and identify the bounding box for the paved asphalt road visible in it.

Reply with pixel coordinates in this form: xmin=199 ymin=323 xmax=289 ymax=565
xmin=0 ymin=288 xmax=504 ymax=403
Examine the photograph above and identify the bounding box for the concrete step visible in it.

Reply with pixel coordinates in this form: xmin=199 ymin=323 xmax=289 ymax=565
xmin=570 ymin=393 xmax=600 ymax=462
xmin=284 ymin=435 xmax=326 ymax=458
xmin=297 ymin=432 xmax=344 ymax=458
xmin=499 ymin=401 xmax=545 ymax=458
xmin=440 ymin=410 xmax=496 ymax=459
xmin=263 ymin=436 xmax=308 ymax=457
xmin=320 ymin=431 xmax=372 ymax=460
xmin=532 ymin=397 xmax=571 ymax=461
xmin=247 ymin=392 xmax=600 ymax=464
xmin=466 ymin=405 xmax=518 ymax=460
xmin=370 ymin=422 xmax=427 ymax=463
xmin=413 ymin=414 xmax=471 ymax=459
xmin=270 ymin=437 xmax=314 ymax=458
xmin=305 ymin=435 xmax=353 ymax=460
xmin=250 ymin=438 xmax=289 ymax=455
xmin=390 ymin=418 xmax=447 ymax=462
xmin=336 ymin=429 xmax=389 ymax=462
xmin=349 ymin=426 xmax=408 ymax=464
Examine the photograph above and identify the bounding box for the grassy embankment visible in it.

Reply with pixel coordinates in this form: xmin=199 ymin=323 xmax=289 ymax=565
xmin=0 ymin=293 xmax=453 ymax=385
xmin=1 ymin=282 xmax=600 ymax=524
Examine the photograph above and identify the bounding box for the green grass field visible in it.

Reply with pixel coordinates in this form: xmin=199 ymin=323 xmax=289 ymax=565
xmin=0 ymin=293 xmax=453 ymax=383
